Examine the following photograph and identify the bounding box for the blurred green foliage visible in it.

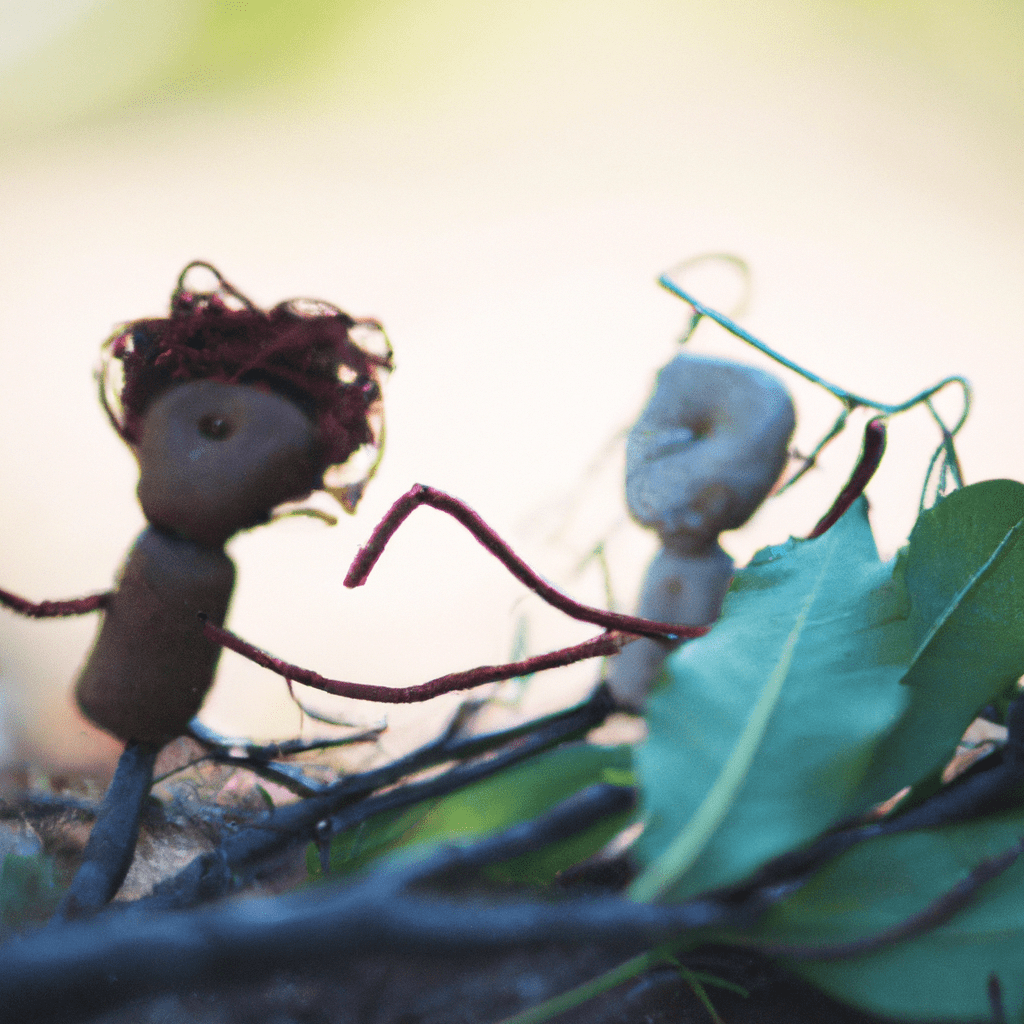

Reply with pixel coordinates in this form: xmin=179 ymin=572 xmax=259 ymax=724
xmin=0 ymin=0 xmax=359 ymax=135
xmin=143 ymin=0 xmax=356 ymax=100
xmin=307 ymin=742 xmax=634 ymax=888
xmin=3 ymin=0 xmax=1024 ymax=140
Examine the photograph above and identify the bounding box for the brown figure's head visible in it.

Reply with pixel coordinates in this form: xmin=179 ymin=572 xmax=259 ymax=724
xmin=99 ymin=262 xmax=393 ymax=546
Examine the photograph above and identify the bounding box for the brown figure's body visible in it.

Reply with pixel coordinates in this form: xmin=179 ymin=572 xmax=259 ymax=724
xmin=75 ymin=528 xmax=235 ymax=747
xmin=75 ymin=380 xmax=325 ymax=745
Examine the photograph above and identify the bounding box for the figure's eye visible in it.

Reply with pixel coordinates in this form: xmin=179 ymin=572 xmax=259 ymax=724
xmin=198 ymin=414 xmax=233 ymax=440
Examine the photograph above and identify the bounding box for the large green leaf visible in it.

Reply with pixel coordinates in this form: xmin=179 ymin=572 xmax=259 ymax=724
xmin=308 ymin=743 xmax=634 ymax=887
xmin=631 ymin=499 xmax=913 ymax=902
xmin=741 ymin=809 xmax=1024 ymax=1020
xmin=854 ymin=479 xmax=1024 ymax=805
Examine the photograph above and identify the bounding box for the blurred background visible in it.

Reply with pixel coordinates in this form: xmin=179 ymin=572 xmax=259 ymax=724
xmin=0 ymin=0 xmax=1022 ymax=773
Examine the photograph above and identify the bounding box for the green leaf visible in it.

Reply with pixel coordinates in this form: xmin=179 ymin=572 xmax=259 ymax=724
xmin=309 ymin=743 xmax=635 ymax=887
xmin=742 ymin=809 xmax=1024 ymax=1020
xmin=631 ymin=500 xmax=913 ymax=902
xmin=855 ymin=479 xmax=1024 ymax=805
xmin=307 ymin=803 xmax=437 ymax=881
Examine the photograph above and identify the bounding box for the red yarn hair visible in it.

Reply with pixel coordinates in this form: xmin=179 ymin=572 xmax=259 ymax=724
xmin=100 ymin=262 xmax=393 ymax=508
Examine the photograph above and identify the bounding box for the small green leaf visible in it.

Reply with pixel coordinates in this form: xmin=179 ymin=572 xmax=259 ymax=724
xmin=254 ymin=784 xmax=276 ymax=811
xmin=632 ymin=500 xmax=913 ymax=902
xmin=741 ymin=808 xmax=1024 ymax=1020
xmin=307 ymin=803 xmax=434 ymax=880
xmin=855 ymin=479 xmax=1024 ymax=804
xmin=406 ymin=743 xmax=634 ymax=886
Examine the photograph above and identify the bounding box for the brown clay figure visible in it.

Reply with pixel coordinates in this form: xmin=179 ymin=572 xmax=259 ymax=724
xmin=0 ymin=262 xmax=392 ymax=914
xmin=31 ymin=263 xmax=391 ymax=748
xmin=77 ymin=265 xmax=392 ymax=748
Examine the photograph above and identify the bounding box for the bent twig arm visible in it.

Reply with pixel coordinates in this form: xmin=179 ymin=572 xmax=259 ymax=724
xmin=0 ymin=587 xmax=111 ymax=618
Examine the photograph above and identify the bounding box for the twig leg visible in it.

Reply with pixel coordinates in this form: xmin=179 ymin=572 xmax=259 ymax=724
xmin=55 ymin=740 xmax=159 ymax=921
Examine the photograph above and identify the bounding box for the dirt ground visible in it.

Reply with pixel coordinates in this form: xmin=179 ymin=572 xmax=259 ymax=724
xmin=75 ymin=943 xmax=924 ymax=1024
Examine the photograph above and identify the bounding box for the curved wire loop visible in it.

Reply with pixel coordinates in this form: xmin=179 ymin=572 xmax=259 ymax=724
xmin=660 ymin=269 xmax=972 ymax=509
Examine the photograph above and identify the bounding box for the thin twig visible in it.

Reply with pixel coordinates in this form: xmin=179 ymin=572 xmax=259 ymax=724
xmin=989 ymin=973 xmax=1007 ymax=1024
xmin=186 ymin=719 xmax=387 ymax=761
xmin=0 ymin=587 xmax=110 ymax=618
xmin=174 ymin=720 xmax=388 ymax=795
xmin=807 ymin=419 xmax=887 ymax=538
xmin=131 ymin=686 xmax=616 ymax=912
xmin=343 ymin=484 xmax=708 ymax=642
xmin=658 ymin=274 xmax=971 ymax=416
xmin=659 ymin=271 xmax=971 ymax=512
xmin=201 ymin=484 xmax=712 ymax=706
xmin=757 ymin=835 xmax=1024 ymax=962
xmin=202 ymin=618 xmax=627 ymax=703
xmin=777 ymin=406 xmax=850 ymax=494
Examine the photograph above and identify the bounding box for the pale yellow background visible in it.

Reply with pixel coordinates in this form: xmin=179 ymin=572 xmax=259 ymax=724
xmin=1 ymin=1 xmax=1021 ymax=771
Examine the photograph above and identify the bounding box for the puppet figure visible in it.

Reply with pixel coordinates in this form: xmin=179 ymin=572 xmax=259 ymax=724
xmin=20 ymin=262 xmax=392 ymax=749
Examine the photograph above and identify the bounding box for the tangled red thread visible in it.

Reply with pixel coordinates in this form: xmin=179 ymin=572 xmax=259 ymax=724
xmin=100 ymin=262 xmax=393 ymax=475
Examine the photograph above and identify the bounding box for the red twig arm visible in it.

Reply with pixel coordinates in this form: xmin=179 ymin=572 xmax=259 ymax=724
xmin=807 ymin=419 xmax=887 ymax=539
xmin=345 ymin=484 xmax=708 ymax=643
xmin=201 ymin=616 xmax=626 ymax=703
xmin=0 ymin=587 xmax=111 ymax=618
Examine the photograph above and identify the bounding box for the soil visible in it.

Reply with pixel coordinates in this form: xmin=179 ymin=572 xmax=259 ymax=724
xmin=76 ymin=943 xmax=925 ymax=1024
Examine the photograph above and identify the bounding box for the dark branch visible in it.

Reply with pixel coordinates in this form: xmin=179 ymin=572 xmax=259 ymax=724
xmin=0 ymin=784 xmax=737 ymax=1024
xmin=181 ymin=720 xmax=388 ymax=796
xmin=132 ymin=686 xmax=616 ymax=912
xmin=55 ymin=741 xmax=158 ymax=920
xmin=187 ymin=719 xmax=387 ymax=762
xmin=989 ymin=974 xmax=1007 ymax=1024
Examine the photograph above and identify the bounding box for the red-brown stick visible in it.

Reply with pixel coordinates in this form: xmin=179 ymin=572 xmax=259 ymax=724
xmin=807 ymin=419 xmax=887 ymax=539
xmin=0 ymin=587 xmax=111 ymax=618
xmin=202 ymin=617 xmax=627 ymax=703
xmin=345 ymin=484 xmax=708 ymax=643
